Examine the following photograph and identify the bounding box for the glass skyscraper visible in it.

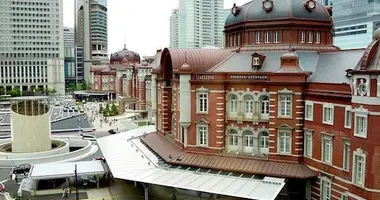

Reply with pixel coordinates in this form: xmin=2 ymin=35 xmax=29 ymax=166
xmin=333 ymin=0 xmax=380 ymax=49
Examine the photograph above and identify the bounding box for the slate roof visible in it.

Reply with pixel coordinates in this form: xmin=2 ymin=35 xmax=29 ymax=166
xmin=208 ymin=51 xmax=319 ymax=73
xmin=225 ymin=0 xmax=332 ymax=27
xmin=308 ymin=49 xmax=365 ymax=83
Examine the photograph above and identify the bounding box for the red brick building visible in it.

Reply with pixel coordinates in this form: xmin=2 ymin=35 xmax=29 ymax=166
xmin=90 ymin=45 xmax=153 ymax=110
xmin=143 ymin=0 xmax=380 ymax=199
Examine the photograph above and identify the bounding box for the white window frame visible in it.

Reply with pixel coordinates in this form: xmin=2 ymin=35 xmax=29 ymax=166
xmin=300 ymin=31 xmax=306 ymax=43
xmin=344 ymin=106 xmax=352 ymax=129
xmin=264 ymin=31 xmax=270 ymax=43
xmin=305 ymin=101 xmax=314 ymax=121
xmin=253 ymin=57 xmax=260 ymax=65
xmin=316 ymin=32 xmax=321 ymax=44
xmin=197 ymin=124 xmax=208 ymax=147
xmin=244 ymin=134 xmax=254 ymax=147
xmin=228 ymin=94 xmax=239 ymax=117
xmin=352 ymin=148 xmax=366 ymax=186
xmin=274 ymin=31 xmax=279 ymax=43
xmin=322 ymin=104 xmax=334 ymax=125
xmin=261 ymin=95 xmax=269 ymax=115
xmin=244 ymin=95 xmax=254 ymax=114
xmin=278 ymin=130 xmax=292 ymax=154
xmin=278 ymin=94 xmax=292 ymax=118
xmin=256 ymin=32 xmax=262 ymax=43
xmin=341 ymin=193 xmax=348 ymax=200
xmin=196 ymin=92 xmax=208 ymax=114
xmin=304 ymin=130 xmax=313 ymax=157
xmin=343 ymin=140 xmax=350 ymax=171
xmin=320 ymin=176 xmax=331 ymax=200
xmin=322 ymin=135 xmax=333 ymax=164
xmin=308 ymin=32 xmax=313 ymax=43
xmin=259 ymin=131 xmax=269 ymax=149
xmin=354 ymin=113 xmax=367 ymax=138
xmin=228 ymin=129 xmax=239 ymax=146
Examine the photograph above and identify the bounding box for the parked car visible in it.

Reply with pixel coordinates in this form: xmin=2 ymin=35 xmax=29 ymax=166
xmin=11 ymin=164 xmax=31 ymax=174
xmin=108 ymin=129 xmax=116 ymax=134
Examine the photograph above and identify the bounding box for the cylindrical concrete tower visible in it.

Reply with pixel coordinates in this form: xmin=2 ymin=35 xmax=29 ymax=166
xmin=10 ymin=97 xmax=51 ymax=153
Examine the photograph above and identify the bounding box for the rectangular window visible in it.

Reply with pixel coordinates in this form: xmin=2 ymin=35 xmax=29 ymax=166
xmin=244 ymin=135 xmax=254 ymax=147
xmin=253 ymin=57 xmax=260 ymax=65
xmin=305 ymin=101 xmax=313 ymax=121
xmin=342 ymin=194 xmax=348 ymax=200
xmin=316 ymin=32 xmax=321 ymax=44
xmin=322 ymin=136 xmax=333 ymax=164
xmin=301 ymin=31 xmax=306 ymax=43
xmin=256 ymin=32 xmax=262 ymax=43
xmin=320 ymin=177 xmax=331 ymax=200
xmin=308 ymin=32 xmax=313 ymax=43
xmin=278 ymin=130 xmax=291 ymax=154
xmin=354 ymin=154 xmax=365 ymax=185
xmin=323 ymin=104 xmax=334 ymax=125
xmin=304 ymin=131 xmax=312 ymax=157
xmin=279 ymin=95 xmax=292 ymax=117
xmin=274 ymin=31 xmax=279 ymax=43
xmin=229 ymin=134 xmax=238 ymax=146
xmin=245 ymin=100 xmax=253 ymax=113
xmin=343 ymin=141 xmax=350 ymax=171
xmin=355 ymin=114 xmax=367 ymax=138
xmin=265 ymin=32 xmax=270 ymax=43
xmin=197 ymin=93 xmax=208 ymax=113
xmin=345 ymin=107 xmax=352 ymax=129
xmin=197 ymin=125 xmax=208 ymax=146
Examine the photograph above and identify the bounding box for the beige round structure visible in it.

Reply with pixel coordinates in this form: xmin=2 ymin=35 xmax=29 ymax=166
xmin=10 ymin=96 xmax=51 ymax=153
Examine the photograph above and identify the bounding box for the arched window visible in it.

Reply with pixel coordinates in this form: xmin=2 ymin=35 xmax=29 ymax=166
xmin=261 ymin=95 xmax=269 ymax=115
xmin=243 ymin=130 xmax=254 ymax=147
xmin=229 ymin=94 xmax=238 ymax=113
xmin=259 ymin=131 xmax=269 ymax=148
xmin=244 ymin=95 xmax=254 ymax=114
xmin=229 ymin=129 xmax=239 ymax=146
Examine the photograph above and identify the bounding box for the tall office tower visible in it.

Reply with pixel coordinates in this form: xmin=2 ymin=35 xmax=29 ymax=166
xmin=316 ymin=0 xmax=331 ymax=6
xmin=77 ymin=0 xmax=108 ymax=85
xmin=0 ymin=0 xmax=65 ymax=94
xmin=178 ymin=0 xmax=224 ymax=48
xmin=64 ymin=27 xmax=76 ymax=87
xmin=333 ymin=0 xmax=380 ymax=49
xmin=170 ymin=9 xmax=179 ymax=48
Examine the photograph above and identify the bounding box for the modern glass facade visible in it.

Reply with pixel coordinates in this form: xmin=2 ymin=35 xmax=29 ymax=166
xmin=333 ymin=0 xmax=380 ymax=49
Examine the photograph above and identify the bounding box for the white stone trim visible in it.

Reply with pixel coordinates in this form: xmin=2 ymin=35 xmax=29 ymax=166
xmin=305 ymin=101 xmax=313 ymax=121
xmin=216 ymin=97 xmax=224 ymax=100
xmin=344 ymin=106 xmax=352 ymax=129
xmin=322 ymin=103 xmax=334 ymax=125
xmin=321 ymin=134 xmax=333 ymax=164
xmin=352 ymin=148 xmax=366 ymax=187
xmin=354 ymin=107 xmax=368 ymax=139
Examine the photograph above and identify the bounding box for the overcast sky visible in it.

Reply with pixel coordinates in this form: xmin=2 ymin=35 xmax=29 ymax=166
xmin=63 ymin=0 xmax=251 ymax=57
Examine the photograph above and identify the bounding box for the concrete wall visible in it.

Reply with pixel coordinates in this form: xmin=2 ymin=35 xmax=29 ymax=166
xmin=11 ymin=109 xmax=51 ymax=153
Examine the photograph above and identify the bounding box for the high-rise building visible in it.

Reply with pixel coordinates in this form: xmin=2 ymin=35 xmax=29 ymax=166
xmin=170 ymin=9 xmax=179 ymax=48
xmin=64 ymin=28 xmax=76 ymax=87
xmin=316 ymin=0 xmax=331 ymax=6
xmin=333 ymin=0 xmax=380 ymax=49
xmin=77 ymin=0 xmax=108 ymax=85
xmin=178 ymin=0 xmax=224 ymax=48
xmin=0 ymin=0 xmax=65 ymax=94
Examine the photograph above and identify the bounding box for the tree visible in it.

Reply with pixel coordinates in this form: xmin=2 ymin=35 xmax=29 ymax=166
xmin=50 ymin=88 xmax=57 ymax=95
xmin=80 ymin=82 xmax=88 ymax=90
xmin=110 ymin=103 xmax=119 ymax=116
xmin=8 ymin=88 xmax=21 ymax=97
xmin=103 ymin=104 xmax=110 ymax=117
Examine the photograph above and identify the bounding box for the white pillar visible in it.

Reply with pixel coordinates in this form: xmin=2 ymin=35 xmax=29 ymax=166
xmin=151 ymin=74 xmax=157 ymax=122
xmin=179 ymin=74 xmax=191 ymax=124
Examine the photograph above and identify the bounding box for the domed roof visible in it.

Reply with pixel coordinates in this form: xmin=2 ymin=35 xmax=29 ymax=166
xmin=281 ymin=52 xmax=298 ymax=61
xmin=110 ymin=45 xmax=140 ymax=62
xmin=374 ymin=28 xmax=380 ymax=40
xmin=225 ymin=0 xmax=332 ymax=27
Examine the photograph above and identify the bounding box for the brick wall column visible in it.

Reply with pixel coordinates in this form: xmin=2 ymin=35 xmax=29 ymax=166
xmin=215 ymin=94 xmax=226 ymax=149
xmin=138 ymin=79 xmax=146 ymax=110
xmin=161 ymin=87 xmax=172 ymax=134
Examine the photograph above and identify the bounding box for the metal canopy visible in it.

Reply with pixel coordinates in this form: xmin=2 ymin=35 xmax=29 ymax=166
xmin=97 ymin=126 xmax=286 ymax=200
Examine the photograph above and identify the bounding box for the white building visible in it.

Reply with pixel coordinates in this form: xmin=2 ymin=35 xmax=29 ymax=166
xmin=0 ymin=0 xmax=65 ymax=94
xmin=170 ymin=9 xmax=179 ymax=48
xmin=316 ymin=0 xmax=331 ymax=6
xmin=178 ymin=0 xmax=224 ymax=48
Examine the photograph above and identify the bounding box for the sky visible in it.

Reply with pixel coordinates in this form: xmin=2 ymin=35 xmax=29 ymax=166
xmin=63 ymin=0 xmax=251 ymax=57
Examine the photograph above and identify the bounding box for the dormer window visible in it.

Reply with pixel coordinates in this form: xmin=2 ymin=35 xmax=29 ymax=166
xmin=253 ymin=57 xmax=260 ymax=65
xmin=251 ymin=52 xmax=266 ymax=70
xmin=256 ymin=32 xmax=262 ymax=43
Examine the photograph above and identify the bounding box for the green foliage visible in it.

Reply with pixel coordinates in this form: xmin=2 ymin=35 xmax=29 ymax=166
xmin=8 ymin=88 xmax=21 ymax=97
xmin=101 ymin=103 xmax=119 ymax=117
